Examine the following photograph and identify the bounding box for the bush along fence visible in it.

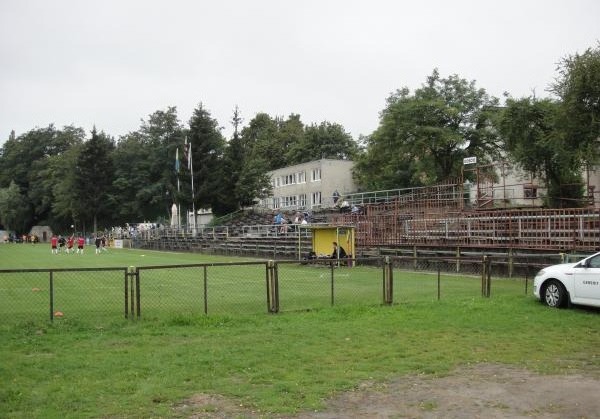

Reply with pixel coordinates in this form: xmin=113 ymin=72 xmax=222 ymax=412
xmin=0 ymin=256 xmax=536 ymax=326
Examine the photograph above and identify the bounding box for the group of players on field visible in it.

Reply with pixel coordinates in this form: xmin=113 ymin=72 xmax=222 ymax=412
xmin=50 ymin=234 xmax=108 ymax=255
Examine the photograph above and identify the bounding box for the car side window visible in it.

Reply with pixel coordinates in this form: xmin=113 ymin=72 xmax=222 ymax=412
xmin=587 ymin=255 xmax=600 ymax=268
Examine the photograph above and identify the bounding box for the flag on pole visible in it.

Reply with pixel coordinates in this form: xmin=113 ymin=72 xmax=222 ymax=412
xmin=183 ymin=136 xmax=196 ymax=230
xmin=183 ymin=137 xmax=191 ymax=170
xmin=175 ymin=148 xmax=180 ymax=173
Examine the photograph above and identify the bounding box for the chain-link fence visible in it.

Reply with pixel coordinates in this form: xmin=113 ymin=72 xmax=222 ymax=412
xmin=0 ymin=256 xmax=534 ymax=326
xmin=0 ymin=268 xmax=128 ymax=325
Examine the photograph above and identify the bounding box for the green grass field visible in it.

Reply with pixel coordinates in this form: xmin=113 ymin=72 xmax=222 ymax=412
xmin=1 ymin=243 xmax=599 ymax=417
xmin=0 ymin=241 xmax=258 ymax=269
xmin=1 ymin=243 xmax=528 ymax=323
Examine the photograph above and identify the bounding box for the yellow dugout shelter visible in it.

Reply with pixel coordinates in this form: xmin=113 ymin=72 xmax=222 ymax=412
xmin=301 ymin=225 xmax=355 ymax=260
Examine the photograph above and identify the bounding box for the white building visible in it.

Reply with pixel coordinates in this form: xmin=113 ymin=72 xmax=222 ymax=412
xmin=463 ymin=159 xmax=600 ymax=209
xmin=463 ymin=161 xmax=546 ymax=209
xmin=260 ymin=159 xmax=356 ymax=211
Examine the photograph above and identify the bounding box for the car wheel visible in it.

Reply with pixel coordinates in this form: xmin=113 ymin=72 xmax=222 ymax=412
xmin=543 ymin=279 xmax=568 ymax=308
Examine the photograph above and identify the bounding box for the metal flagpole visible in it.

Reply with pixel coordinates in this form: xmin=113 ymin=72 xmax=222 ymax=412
xmin=190 ymin=142 xmax=196 ymax=233
xmin=185 ymin=137 xmax=196 ymax=234
xmin=176 ymin=148 xmax=181 ymax=228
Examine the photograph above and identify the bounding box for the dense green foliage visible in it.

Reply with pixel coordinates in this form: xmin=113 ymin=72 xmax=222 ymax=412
xmin=0 ymin=107 xmax=357 ymax=234
xmin=499 ymin=98 xmax=584 ymax=207
xmin=354 ymin=70 xmax=501 ymax=189
xmin=498 ymin=45 xmax=600 ymax=207
xmin=1 ymin=45 xmax=599 ymax=233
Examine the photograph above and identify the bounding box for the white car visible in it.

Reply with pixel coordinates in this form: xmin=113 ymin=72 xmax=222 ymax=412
xmin=534 ymin=252 xmax=600 ymax=308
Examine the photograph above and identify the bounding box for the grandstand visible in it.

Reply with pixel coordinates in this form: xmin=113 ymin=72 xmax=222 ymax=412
xmin=132 ymin=180 xmax=600 ymax=257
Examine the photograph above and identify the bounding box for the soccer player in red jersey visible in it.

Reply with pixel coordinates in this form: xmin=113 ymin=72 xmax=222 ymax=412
xmin=50 ymin=234 xmax=58 ymax=254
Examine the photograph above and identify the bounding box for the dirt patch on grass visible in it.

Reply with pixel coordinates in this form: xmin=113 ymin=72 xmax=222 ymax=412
xmin=176 ymin=363 xmax=600 ymax=418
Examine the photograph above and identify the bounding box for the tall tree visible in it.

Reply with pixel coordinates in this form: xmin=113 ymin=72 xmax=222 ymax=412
xmin=499 ymin=97 xmax=584 ymax=207
xmin=236 ymin=156 xmax=272 ymax=208
xmin=278 ymin=114 xmax=305 ymax=165
xmin=0 ymin=125 xmax=84 ymax=231
xmin=222 ymin=109 xmax=273 ymax=210
xmin=498 ymin=45 xmax=600 ymax=208
xmin=241 ymin=113 xmax=280 ymax=170
xmin=30 ymin=126 xmax=85 ymax=229
xmin=288 ymin=121 xmax=359 ymax=164
xmin=354 ymin=70 xmax=500 ymax=189
xmin=112 ymin=107 xmax=185 ymax=223
xmin=50 ymin=144 xmax=82 ymax=229
xmin=218 ymin=106 xmax=246 ymax=213
xmin=187 ymin=103 xmax=226 ymax=214
xmin=551 ymin=45 xmax=600 ymax=168
xmin=73 ymin=128 xmax=115 ymax=233
xmin=0 ymin=181 xmax=27 ymax=232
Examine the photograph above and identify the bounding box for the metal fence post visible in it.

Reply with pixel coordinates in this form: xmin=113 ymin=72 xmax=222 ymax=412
xmin=203 ymin=265 xmax=208 ymax=315
xmin=481 ymin=255 xmax=491 ymax=298
xmin=125 ymin=266 xmax=136 ymax=319
xmin=274 ymin=262 xmax=279 ymax=312
xmin=330 ymin=261 xmax=335 ymax=306
xmin=135 ymin=267 xmax=141 ymax=319
xmin=49 ymin=271 xmax=54 ymax=322
xmin=481 ymin=255 xmax=488 ymax=297
xmin=456 ymin=247 xmax=461 ymax=273
xmin=124 ymin=268 xmax=129 ymax=319
xmin=437 ymin=261 xmax=441 ymax=301
xmin=266 ymin=260 xmax=279 ymax=313
xmin=413 ymin=245 xmax=417 ymax=270
xmin=486 ymin=257 xmax=492 ymax=298
xmin=383 ymin=256 xmax=393 ymax=305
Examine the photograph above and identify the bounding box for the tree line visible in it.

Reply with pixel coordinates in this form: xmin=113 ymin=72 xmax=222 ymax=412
xmin=0 ymin=45 xmax=598 ymax=234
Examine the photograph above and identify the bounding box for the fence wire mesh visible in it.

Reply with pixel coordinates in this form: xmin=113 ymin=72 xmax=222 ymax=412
xmin=277 ymin=260 xmax=384 ymax=312
xmin=0 ymin=256 xmax=533 ymax=326
xmin=0 ymin=270 xmax=48 ymax=323
xmin=0 ymin=268 xmax=126 ymax=324
xmin=137 ymin=263 xmax=268 ymax=316
xmin=390 ymin=256 xmax=527 ymax=303
xmin=52 ymin=269 xmax=127 ymax=323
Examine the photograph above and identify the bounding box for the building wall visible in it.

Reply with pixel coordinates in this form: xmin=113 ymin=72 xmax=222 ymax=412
xmin=261 ymin=159 xmax=356 ymax=210
xmin=466 ymin=161 xmax=600 ymax=209
xmin=463 ymin=162 xmax=545 ymax=208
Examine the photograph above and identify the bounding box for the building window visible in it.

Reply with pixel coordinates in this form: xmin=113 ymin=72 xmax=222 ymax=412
xmin=275 ymin=177 xmax=281 ymax=187
xmin=312 ymin=191 xmax=322 ymax=207
xmin=298 ymin=171 xmax=305 ymax=183
xmin=298 ymin=194 xmax=306 ymax=207
xmin=273 ymin=197 xmax=280 ymax=208
xmin=287 ymin=195 xmax=297 ymax=207
xmin=311 ymin=168 xmax=321 ymax=181
xmin=283 ymin=173 xmax=296 ymax=185
xmin=524 ymin=185 xmax=537 ymax=198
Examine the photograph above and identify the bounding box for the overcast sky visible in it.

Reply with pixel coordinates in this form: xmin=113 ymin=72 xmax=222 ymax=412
xmin=1 ymin=0 xmax=599 ymax=145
